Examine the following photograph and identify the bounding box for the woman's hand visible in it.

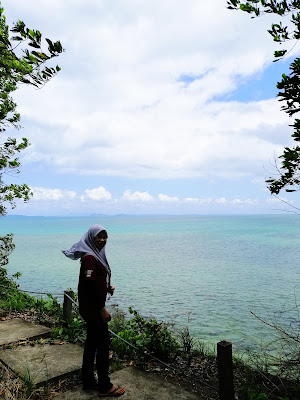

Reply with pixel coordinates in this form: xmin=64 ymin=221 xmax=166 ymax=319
xmin=100 ymin=307 xmax=111 ymax=323
xmin=109 ymin=285 xmax=115 ymax=296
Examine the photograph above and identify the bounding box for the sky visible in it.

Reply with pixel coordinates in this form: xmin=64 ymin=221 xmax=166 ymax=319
xmin=3 ymin=0 xmax=300 ymax=216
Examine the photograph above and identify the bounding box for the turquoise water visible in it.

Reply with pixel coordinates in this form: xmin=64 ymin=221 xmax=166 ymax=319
xmin=1 ymin=215 xmax=299 ymax=351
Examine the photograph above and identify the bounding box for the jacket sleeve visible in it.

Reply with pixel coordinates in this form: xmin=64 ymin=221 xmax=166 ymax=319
xmin=81 ymin=255 xmax=107 ymax=310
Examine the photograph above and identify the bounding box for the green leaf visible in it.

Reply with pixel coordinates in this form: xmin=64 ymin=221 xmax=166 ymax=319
xmin=28 ymin=42 xmax=40 ymax=49
xmin=11 ymin=36 xmax=23 ymax=41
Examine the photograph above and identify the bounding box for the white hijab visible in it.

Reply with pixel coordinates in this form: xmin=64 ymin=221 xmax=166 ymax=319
xmin=62 ymin=224 xmax=111 ymax=287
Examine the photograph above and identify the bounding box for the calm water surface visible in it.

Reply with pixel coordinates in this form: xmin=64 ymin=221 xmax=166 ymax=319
xmin=1 ymin=215 xmax=299 ymax=351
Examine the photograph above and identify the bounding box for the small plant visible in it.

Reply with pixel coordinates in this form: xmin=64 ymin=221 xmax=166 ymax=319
xmin=109 ymin=358 xmax=125 ymax=373
xmin=179 ymin=315 xmax=194 ymax=365
xmin=128 ymin=307 xmax=179 ymax=360
xmin=193 ymin=338 xmax=216 ymax=358
xmin=22 ymin=364 xmax=34 ymax=398
xmin=110 ymin=307 xmax=179 ymax=362
xmin=180 ymin=326 xmax=194 ymax=354
xmin=52 ymin=316 xmax=86 ymax=343
xmin=109 ymin=306 xmax=127 ymax=333
xmin=110 ymin=329 xmax=137 ymax=358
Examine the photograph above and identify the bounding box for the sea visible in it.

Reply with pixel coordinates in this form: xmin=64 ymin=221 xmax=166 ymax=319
xmin=1 ymin=214 xmax=299 ymax=352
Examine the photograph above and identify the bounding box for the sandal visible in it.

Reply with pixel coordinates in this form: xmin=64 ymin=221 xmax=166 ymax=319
xmin=98 ymin=385 xmax=125 ymax=397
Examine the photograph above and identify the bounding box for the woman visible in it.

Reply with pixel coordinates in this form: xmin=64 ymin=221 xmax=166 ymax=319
xmin=63 ymin=224 xmax=125 ymax=397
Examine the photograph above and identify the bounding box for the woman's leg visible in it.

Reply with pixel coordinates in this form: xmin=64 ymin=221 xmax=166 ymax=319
xmin=82 ymin=320 xmax=98 ymax=387
xmin=96 ymin=319 xmax=112 ymax=392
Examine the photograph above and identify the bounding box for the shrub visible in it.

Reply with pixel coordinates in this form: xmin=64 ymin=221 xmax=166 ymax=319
xmin=110 ymin=307 xmax=179 ymax=362
xmin=52 ymin=316 xmax=86 ymax=344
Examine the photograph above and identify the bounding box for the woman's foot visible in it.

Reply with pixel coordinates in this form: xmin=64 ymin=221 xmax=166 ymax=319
xmin=98 ymin=384 xmax=125 ymax=397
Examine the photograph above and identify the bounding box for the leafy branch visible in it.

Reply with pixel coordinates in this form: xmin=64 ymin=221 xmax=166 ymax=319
xmin=227 ymin=1 xmax=300 ymax=195
xmin=0 ymin=2 xmax=63 ymax=266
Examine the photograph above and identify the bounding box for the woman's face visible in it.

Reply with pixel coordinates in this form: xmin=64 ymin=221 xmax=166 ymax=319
xmin=94 ymin=230 xmax=108 ymax=250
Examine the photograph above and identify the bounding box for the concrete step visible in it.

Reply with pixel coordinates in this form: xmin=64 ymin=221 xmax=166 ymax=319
xmin=0 ymin=318 xmax=51 ymax=345
xmin=0 ymin=319 xmax=204 ymax=399
xmin=55 ymin=366 xmax=200 ymax=400
xmin=0 ymin=342 xmax=83 ymax=385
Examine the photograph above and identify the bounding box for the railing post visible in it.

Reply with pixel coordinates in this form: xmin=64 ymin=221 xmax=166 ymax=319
xmin=217 ymin=340 xmax=234 ymax=400
xmin=63 ymin=290 xmax=74 ymax=320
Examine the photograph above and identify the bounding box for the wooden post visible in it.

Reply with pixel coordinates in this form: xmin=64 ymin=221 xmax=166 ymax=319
xmin=63 ymin=290 xmax=74 ymax=320
xmin=217 ymin=340 xmax=234 ymax=400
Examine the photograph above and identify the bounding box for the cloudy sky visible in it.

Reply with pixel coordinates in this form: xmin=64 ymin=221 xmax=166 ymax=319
xmin=3 ymin=0 xmax=300 ymax=215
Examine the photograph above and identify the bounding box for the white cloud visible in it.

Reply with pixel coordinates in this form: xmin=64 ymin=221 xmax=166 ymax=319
xmin=231 ymin=198 xmax=258 ymax=205
xmin=232 ymin=198 xmax=242 ymax=204
xmin=82 ymin=186 xmax=112 ymax=201
xmin=27 ymin=187 xmax=263 ymax=209
xmin=31 ymin=187 xmax=77 ymax=201
xmin=158 ymin=194 xmax=179 ymax=202
xmin=216 ymin=197 xmax=227 ymax=204
xmin=184 ymin=197 xmax=199 ymax=203
xmin=121 ymin=190 xmax=154 ymax=202
xmin=4 ymin=1 xmax=300 ymax=215
xmin=14 ymin=183 xmax=299 ymax=215
xmin=6 ymin=0 xmax=292 ymax=182
xmin=183 ymin=197 xmax=212 ymax=204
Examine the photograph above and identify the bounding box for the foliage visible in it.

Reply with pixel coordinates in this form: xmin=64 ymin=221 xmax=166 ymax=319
xmin=0 ymin=261 xmax=27 ymax=303
xmin=0 ymin=233 xmax=14 ymax=267
xmin=227 ymin=0 xmax=300 ymax=194
xmin=232 ymin=304 xmax=300 ymax=400
xmin=0 ymin=1 xmax=63 ymax=268
xmin=52 ymin=316 xmax=87 ymax=344
xmin=233 ymin=351 xmax=297 ymax=400
xmin=0 ymin=261 xmax=64 ymax=331
xmin=249 ymin=394 xmax=269 ymax=400
xmin=249 ymin=292 xmax=300 ymax=383
xmin=0 ymin=286 xmax=62 ymax=320
xmin=109 ymin=307 xmax=179 ymax=362
xmin=0 ymin=3 xmax=63 ymax=215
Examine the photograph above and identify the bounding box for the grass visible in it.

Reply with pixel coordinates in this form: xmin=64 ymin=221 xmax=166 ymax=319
xmin=22 ymin=364 xmax=34 ymax=398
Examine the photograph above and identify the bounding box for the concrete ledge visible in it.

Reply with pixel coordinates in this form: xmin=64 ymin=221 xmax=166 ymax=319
xmin=0 ymin=318 xmax=51 ymax=345
xmin=0 ymin=343 xmax=83 ymax=385
xmin=56 ymin=366 xmax=200 ymax=400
